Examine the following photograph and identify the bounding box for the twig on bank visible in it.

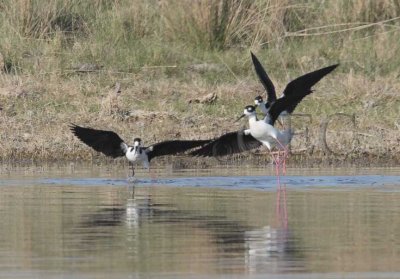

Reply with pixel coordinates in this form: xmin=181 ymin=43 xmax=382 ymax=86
xmin=260 ymin=17 xmax=400 ymax=46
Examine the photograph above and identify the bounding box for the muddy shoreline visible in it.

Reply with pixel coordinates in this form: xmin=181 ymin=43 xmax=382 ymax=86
xmin=1 ymin=151 xmax=399 ymax=171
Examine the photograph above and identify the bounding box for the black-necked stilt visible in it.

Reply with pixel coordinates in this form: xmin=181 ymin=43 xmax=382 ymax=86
xmin=236 ymin=105 xmax=292 ymax=152
xmin=247 ymin=59 xmax=338 ymax=208
xmin=190 ymin=60 xmax=338 ymax=169
xmin=251 ymin=52 xmax=339 ymax=126
xmin=70 ymin=124 xmax=210 ymax=177
xmin=237 ymin=105 xmax=292 ymax=215
xmin=249 ymin=55 xmax=339 ymax=171
xmin=188 ymin=104 xmax=289 ymax=159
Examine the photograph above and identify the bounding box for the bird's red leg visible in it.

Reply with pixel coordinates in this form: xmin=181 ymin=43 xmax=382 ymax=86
xmin=274 ymin=138 xmax=289 ymax=157
xmin=275 ymin=151 xmax=287 ymax=226
xmin=282 ymin=150 xmax=287 ymax=176
xmin=270 ymin=150 xmax=280 ymax=165
xmin=274 ymin=152 xmax=282 ymax=225
xmin=282 ymin=182 xmax=288 ymax=228
xmin=276 ymin=149 xmax=290 ymax=228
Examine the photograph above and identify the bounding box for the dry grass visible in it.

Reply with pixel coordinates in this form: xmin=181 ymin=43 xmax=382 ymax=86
xmin=0 ymin=70 xmax=399 ymax=165
xmin=0 ymin=0 xmax=399 ymax=165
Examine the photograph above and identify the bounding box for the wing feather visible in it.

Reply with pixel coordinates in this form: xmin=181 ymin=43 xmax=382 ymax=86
xmin=189 ymin=130 xmax=262 ymax=157
xmin=268 ymin=64 xmax=339 ymax=125
xmin=251 ymin=52 xmax=277 ymax=103
xmin=146 ymin=139 xmax=211 ymax=162
xmin=70 ymin=124 xmax=126 ymax=158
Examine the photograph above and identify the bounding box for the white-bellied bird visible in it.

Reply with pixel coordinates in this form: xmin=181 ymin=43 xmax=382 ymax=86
xmin=70 ymin=124 xmax=210 ymax=176
xmin=191 ymin=59 xmax=339 ymax=174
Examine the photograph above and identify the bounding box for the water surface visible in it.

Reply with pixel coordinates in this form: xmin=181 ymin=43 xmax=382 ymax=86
xmin=0 ymin=166 xmax=399 ymax=278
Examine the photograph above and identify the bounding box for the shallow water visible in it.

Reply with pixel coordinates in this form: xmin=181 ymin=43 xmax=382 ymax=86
xmin=0 ymin=166 xmax=399 ymax=279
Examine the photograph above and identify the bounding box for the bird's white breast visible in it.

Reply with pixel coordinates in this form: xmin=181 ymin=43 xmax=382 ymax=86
xmin=125 ymin=147 xmax=148 ymax=164
xmin=248 ymin=119 xmax=280 ymax=150
xmin=250 ymin=120 xmax=277 ymax=141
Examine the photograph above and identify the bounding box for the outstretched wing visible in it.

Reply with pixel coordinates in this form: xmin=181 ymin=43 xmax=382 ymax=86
xmin=189 ymin=130 xmax=262 ymax=157
xmin=70 ymin=124 xmax=127 ymax=158
xmin=268 ymin=64 xmax=339 ymax=125
xmin=251 ymin=52 xmax=277 ymax=103
xmin=146 ymin=139 xmax=211 ymax=162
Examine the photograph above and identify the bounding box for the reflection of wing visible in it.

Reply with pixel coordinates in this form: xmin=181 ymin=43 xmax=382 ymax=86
xmin=189 ymin=130 xmax=262 ymax=157
xmin=145 ymin=139 xmax=211 ymax=162
xmin=251 ymin=52 xmax=277 ymax=103
xmin=268 ymin=64 xmax=339 ymax=125
xmin=70 ymin=124 xmax=127 ymax=158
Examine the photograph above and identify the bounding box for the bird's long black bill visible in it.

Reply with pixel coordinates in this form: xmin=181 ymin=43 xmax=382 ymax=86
xmin=235 ymin=114 xmax=245 ymax=122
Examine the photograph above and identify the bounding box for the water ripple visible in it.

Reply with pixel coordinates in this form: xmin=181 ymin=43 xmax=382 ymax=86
xmin=30 ymin=175 xmax=400 ymax=191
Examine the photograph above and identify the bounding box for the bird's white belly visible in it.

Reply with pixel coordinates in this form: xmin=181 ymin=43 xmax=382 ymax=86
xmin=126 ymin=149 xmax=144 ymax=162
xmin=125 ymin=148 xmax=150 ymax=169
xmin=126 ymin=151 xmax=141 ymax=162
xmin=249 ymin=121 xmax=283 ymax=150
xmin=250 ymin=122 xmax=274 ymax=142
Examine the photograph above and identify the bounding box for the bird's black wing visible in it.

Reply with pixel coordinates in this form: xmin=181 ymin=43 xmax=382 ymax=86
xmin=189 ymin=130 xmax=262 ymax=157
xmin=146 ymin=139 xmax=211 ymax=162
xmin=70 ymin=124 xmax=126 ymax=158
xmin=282 ymin=64 xmax=339 ymax=98
xmin=268 ymin=64 xmax=339 ymax=125
xmin=251 ymin=52 xmax=277 ymax=103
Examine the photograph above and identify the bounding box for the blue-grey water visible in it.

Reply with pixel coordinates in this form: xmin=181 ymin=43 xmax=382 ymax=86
xmin=0 ymin=165 xmax=399 ymax=279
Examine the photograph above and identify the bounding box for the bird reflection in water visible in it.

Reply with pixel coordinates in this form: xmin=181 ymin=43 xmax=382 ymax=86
xmin=74 ymin=181 xmax=303 ymax=273
xmin=275 ymin=173 xmax=288 ymax=229
xmin=243 ymin=182 xmax=294 ymax=274
xmin=124 ymin=183 xmax=155 ymax=229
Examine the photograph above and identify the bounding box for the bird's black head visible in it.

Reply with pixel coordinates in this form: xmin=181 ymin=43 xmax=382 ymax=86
xmin=133 ymin=138 xmax=141 ymax=146
xmin=244 ymin=105 xmax=256 ymax=113
xmin=254 ymin=95 xmax=263 ymax=105
xmin=236 ymin=105 xmax=256 ymax=122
